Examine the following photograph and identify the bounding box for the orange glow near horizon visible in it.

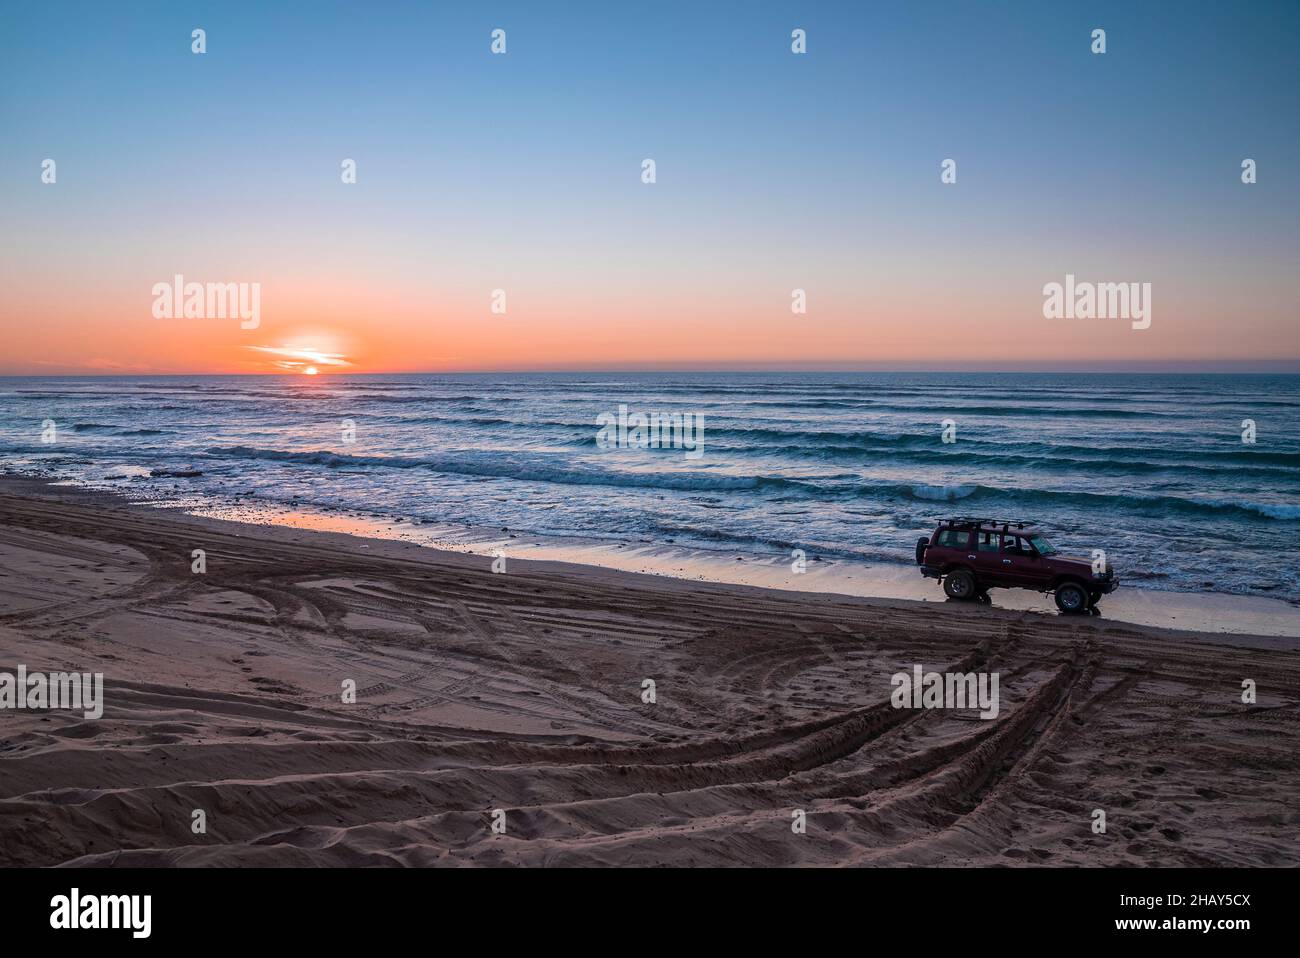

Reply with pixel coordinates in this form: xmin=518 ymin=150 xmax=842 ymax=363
xmin=3 ymin=277 xmax=1299 ymax=375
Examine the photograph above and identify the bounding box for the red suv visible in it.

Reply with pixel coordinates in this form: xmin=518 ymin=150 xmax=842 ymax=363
xmin=916 ymin=517 xmax=1119 ymax=613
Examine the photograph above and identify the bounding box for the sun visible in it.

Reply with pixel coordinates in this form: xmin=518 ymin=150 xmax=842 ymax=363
xmin=304 ymin=366 xmax=318 ymax=376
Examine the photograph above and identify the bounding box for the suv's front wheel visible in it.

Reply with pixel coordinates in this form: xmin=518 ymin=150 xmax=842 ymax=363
xmin=1055 ymin=582 xmax=1088 ymax=614
xmin=943 ymin=569 xmax=976 ymax=600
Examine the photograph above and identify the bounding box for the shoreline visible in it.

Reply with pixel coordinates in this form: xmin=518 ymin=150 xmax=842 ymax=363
xmin=41 ymin=472 xmax=1300 ymax=642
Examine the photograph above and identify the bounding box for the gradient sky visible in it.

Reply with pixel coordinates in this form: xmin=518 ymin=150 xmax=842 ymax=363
xmin=1 ymin=0 xmax=1297 ymax=374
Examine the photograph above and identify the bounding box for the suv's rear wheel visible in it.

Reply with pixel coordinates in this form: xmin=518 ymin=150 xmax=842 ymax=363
xmin=944 ymin=569 xmax=976 ymax=600
xmin=1055 ymin=582 xmax=1088 ymax=614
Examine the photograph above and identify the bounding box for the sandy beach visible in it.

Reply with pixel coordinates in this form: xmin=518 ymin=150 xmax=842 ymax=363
xmin=0 ymin=476 xmax=1296 ymax=867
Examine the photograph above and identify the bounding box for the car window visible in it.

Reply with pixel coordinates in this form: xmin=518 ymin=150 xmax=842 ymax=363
xmin=976 ymin=531 xmax=999 ymax=552
xmin=936 ymin=529 xmax=970 ymax=549
xmin=1030 ymin=535 xmax=1056 ymax=556
xmin=1002 ymin=535 xmax=1029 ymax=554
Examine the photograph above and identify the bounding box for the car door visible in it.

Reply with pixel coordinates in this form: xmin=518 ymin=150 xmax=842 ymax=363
xmin=932 ymin=527 xmax=972 ymax=567
xmin=1000 ymin=534 xmax=1049 ymax=588
xmin=971 ymin=529 xmax=1003 ymax=584
xmin=1017 ymin=535 xmax=1055 ymax=590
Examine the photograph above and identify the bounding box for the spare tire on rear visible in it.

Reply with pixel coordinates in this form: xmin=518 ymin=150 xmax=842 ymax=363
xmin=915 ymin=536 xmax=929 ymax=565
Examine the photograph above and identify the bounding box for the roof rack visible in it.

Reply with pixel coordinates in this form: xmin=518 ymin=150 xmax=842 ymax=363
xmin=943 ymin=517 xmax=1036 ymax=530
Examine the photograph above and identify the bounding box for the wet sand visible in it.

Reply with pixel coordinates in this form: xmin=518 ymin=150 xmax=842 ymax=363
xmin=0 ymin=477 xmax=1296 ymax=866
xmin=154 ymin=491 xmax=1300 ymax=641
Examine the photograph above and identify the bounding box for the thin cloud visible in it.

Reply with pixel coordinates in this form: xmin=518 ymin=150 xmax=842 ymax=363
xmin=246 ymin=345 xmax=352 ymax=371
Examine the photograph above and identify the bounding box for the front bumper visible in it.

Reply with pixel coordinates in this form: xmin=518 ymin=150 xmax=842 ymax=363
xmin=1093 ymin=574 xmax=1120 ymax=594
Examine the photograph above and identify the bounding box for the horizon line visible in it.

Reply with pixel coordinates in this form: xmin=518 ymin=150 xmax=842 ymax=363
xmin=5 ymin=361 xmax=1300 ymax=377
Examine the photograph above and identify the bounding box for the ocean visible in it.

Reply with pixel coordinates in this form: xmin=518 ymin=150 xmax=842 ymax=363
xmin=3 ymin=372 xmax=1298 ymax=603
